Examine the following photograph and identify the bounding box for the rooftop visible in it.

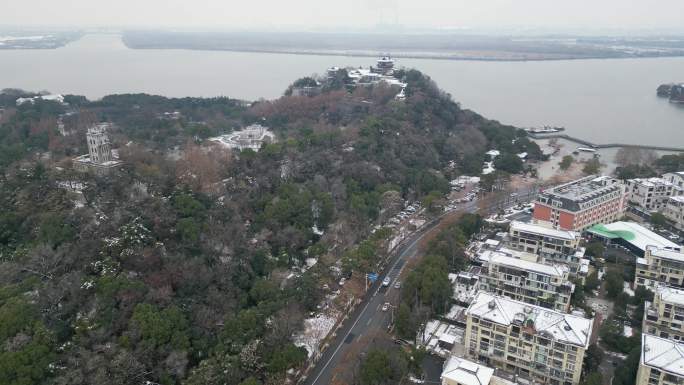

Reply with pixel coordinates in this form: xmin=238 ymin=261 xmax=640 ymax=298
xmin=441 ymin=356 xmax=494 ymax=385
xmin=629 ymin=177 xmax=680 ymax=189
xmin=537 ymin=175 xmax=622 ymax=211
xmin=478 ymin=251 xmax=568 ymax=278
xmin=648 ymin=246 xmax=684 ymax=263
xmin=642 ymin=333 xmax=684 ymax=377
xmin=510 ymin=221 xmax=580 ymax=241
xmin=588 ymin=222 xmax=681 ymax=252
xmin=670 ymin=196 xmax=684 ymax=203
xmin=466 ymin=292 xmax=593 ymax=347
xmin=655 ymin=285 xmax=684 ymax=306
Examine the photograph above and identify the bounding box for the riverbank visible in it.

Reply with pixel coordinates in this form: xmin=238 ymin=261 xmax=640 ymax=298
xmin=532 ymin=137 xmax=681 ymax=181
xmin=122 ymin=31 xmax=684 ymax=62
xmin=2 ymin=34 xmax=683 ymax=147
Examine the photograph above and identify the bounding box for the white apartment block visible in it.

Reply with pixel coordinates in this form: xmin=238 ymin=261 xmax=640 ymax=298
xmin=508 ymin=221 xmax=585 ymax=276
xmin=663 ymin=172 xmax=684 ymax=189
xmin=635 ymin=246 xmax=684 ymax=289
xmin=643 ymin=285 xmax=684 ymax=342
xmin=627 ymin=178 xmax=683 ymax=213
xmin=465 ymin=292 xmax=593 ymax=385
xmin=636 ymin=334 xmax=684 ymax=385
xmin=478 ymin=250 xmax=574 ymax=312
xmin=664 ymin=196 xmax=684 ymax=232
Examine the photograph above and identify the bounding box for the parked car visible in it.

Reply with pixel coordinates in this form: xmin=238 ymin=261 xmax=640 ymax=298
xmin=394 ymin=281 xmax=401 ymax=289
xmin=382 ymin=302 xmax=390 ymax=312
xmin=382 ymin=277 xmax=391 ymax=287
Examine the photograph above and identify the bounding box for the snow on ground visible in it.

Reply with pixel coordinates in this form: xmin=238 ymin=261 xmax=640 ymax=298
xmin=293 ymin=311 xmax=339 ymax=358
xmin=623 ymin=282 xmax=635 ymax=297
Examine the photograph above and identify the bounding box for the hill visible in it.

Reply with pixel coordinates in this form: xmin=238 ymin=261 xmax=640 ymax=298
xmin=0 ymin=69 xmax=541 ymax=385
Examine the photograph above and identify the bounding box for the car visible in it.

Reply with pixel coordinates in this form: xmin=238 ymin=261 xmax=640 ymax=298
xmin=382 ymin=277 xmax=391 ymax=287
xmin=382 ymin=302 xmax=390 ymax=312
xmin=394 ymin=281 xmax=401 ymax=289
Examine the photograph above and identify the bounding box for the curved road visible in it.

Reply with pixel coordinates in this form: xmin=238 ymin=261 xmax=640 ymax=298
xmin=303 ymin=187 xmax=537 ymax=385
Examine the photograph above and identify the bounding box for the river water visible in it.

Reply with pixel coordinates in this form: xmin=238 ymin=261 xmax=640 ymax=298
xmin=1 ymin=34 xmax=682 ymax=147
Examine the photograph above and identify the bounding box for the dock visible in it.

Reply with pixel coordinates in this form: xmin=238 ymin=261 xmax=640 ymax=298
xmin=526 ymin=133 xmax=684 ymax=153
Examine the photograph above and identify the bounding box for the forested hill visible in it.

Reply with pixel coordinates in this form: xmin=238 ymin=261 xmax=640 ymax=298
xmin=0 ymin=70 xmax=542 ymax=385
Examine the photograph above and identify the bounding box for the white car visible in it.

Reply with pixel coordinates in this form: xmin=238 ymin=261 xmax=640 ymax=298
xmin=382 ymin=302 xmax=390 ymax=312
xmin=382 ymin=277 xmax=391 ymax=287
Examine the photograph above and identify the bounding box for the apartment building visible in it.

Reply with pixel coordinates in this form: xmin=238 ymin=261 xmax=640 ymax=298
xmin=508 ymin=221 xmax=585 ymax=276
xmin=635 ymin=246 xmax=684 ymax=289
xmin=663 ymin=172 xmax=684 ymax=189
xmin=664 ymin=196 xmax=684 ymax=232
xmin=464 ymin=292 xmax=593 ymax=385
xmin=626 ymin=178 xmax=683 ymax=213
xmin=636 ymin=334 xmax=684 ymax=385
xmin=533 ymin=175 xmax=626 ymax=231
xmin=643 ymin=285 xmax=684 ymax=342
xmin=478 ymin=250 xmax=574 ymax=312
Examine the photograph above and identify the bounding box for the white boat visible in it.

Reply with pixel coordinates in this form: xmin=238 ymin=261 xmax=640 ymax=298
xmin=576 ymin=147 xmax=597 ymax=153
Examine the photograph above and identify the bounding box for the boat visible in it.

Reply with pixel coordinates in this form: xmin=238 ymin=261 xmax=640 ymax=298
xmin=576 ymin=147 xmax=597 ymax=153
xmin=524 ymin=126 xmax=566 ymax=134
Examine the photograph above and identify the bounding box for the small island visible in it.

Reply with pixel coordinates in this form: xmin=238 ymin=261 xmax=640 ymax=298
xmin=657 ymin=83 xmax=684 ymax=103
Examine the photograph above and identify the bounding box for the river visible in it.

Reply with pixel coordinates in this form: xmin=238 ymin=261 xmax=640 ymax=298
xmin=1 ymin=34 xmax=682 ymax=147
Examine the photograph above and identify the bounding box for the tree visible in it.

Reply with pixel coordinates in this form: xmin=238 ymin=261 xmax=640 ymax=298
xmin=559 ymin=155 xmax=574 ymax=170
xmin=584 ymin=242 xmax=605 ymax=258
xmin=583 ymin=158 xmax=602 ymax=175
xmin=581 ymin=372 xmax=603 ymax=385
xmin=584 ymin=344 xmax=604 ymax=373
xmin=359 ymin=349 xmax=407 ymax=385
xmin=650 ymin=212 xmax=668 ymax=229
xmin=584 ymin=272 xmax=601 ymax=292
xmin=494 ymin=153 xmax=524 ymax=174
xmin=395 ymin=303 xmax=412 ymax=339
xmin=613 ymin=346 xmax=641 ymax=385
xmin=605 ymin=271 xmax=624 ymax=299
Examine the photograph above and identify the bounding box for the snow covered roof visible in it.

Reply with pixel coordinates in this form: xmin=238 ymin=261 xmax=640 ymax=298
xmin=511 ymin=221 xmax=580 ymax=241
xmin=655 ymin=285 xmax=684 ymax=306
xmin=642 ymin=334 xmax=684 ymax=377
xmin=648 ymin=246 xmax=684 ymax=262
xmin=466 ymin=292 xmax=593 ymax=347
xmin=670 ymin=196 xmax=684 ymax=203
xmin=588 ymin=222 xmax=681 ymax=252
xmin=478 ymin=250 xmax=569 ymax=278
xmin=441 ymin=356 xmax=494 ymax=385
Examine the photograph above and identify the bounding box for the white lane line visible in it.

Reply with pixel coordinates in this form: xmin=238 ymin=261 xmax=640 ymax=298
xmin=309 ymin=227 xmax=427 ymax=385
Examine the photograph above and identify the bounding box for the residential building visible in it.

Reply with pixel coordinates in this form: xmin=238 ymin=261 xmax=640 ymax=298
xmin=635 ymin=246 xmax=684 ymax=289
xmin=663 ymin=172 xmax=684 ymax=189
xmin=442 ymin=356 xmax=518 ymax=385
xmin=587 ymin=221 xmax=681 ymax=257
xmin=450 ymin=266 xmax=481 ymax=305
xmin=508 ymin=221 xmax=585 ymax=276
xmin=643 ymin=285 xmax=684 ymax=342
xmin=664 ymin=196 xmax=684 ymax=232
xmin=636 ymin=334 xmax=684 ymax=385
xmin=208 ymin=124 xmax=275 ymax=151
xmin=533 ymin=175 xmax=626 ymax=231
xmin=477 ymin=250 xmax=574 ymax=312
xmin=626 ymin=178 xmax=683 ymax=213
xmin=464 ymin=292 xmax=593 ymax=385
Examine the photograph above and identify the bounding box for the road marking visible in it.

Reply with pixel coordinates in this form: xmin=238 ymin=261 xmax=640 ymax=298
xmin=308 ymin=226 xmax=427 ymax=385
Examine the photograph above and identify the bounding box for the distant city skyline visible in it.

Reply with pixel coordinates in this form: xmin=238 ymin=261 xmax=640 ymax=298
xmin=4 ymin=0 xmax=684 ymax=34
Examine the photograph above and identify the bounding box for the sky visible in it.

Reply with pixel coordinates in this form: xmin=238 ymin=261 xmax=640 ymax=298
xmin=4 ymin=0 xmax=684 ymax=33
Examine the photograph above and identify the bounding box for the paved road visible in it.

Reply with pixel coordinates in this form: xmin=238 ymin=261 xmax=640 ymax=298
xmin=303 ymin=187 xmax=537 ymax=385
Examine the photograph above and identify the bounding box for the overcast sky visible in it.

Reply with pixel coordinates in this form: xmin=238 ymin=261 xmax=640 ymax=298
xmin=5 ymin=0 xmax=684 ymax=33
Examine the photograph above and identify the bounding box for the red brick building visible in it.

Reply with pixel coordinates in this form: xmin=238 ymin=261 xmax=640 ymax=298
xmin=533 ymin=175 xmax=627 ymax=231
